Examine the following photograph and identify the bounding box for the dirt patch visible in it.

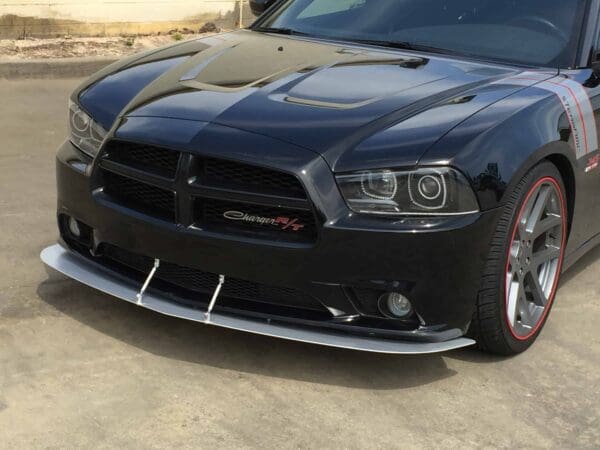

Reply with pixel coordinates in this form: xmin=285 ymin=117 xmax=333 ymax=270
xmin=0 ymin=33 xmax=221 ymax=60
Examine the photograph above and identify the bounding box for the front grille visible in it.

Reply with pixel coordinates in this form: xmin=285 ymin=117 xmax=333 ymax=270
xmin=102 ymin=171 xmax=176 ymax=221
xmin=104 ymin=141 xmax=180 ymax=178
xmin=96 ymin=140 xmax=319 ymax=244
xmin=195 ymin=198 xmax=317 ymax=243
xmin=200 ymin=157 xmax=306 ymax=199
xmin=100 ymin=244 xmax=327 ymax=314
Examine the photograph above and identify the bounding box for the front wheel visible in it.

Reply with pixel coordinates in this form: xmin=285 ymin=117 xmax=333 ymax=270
xmin=471 ymin=161 xmax=568 ymax=355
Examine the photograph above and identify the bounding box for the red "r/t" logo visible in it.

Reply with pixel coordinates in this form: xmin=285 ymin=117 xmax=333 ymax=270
xmin=275 ymin=217 xmax=305 ymax=232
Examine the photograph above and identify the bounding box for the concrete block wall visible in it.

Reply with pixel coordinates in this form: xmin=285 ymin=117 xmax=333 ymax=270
xmin=0 ymin=0 xmax=254 ymax=38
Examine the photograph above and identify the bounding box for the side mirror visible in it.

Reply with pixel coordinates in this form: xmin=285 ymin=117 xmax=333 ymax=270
xmin=250 ymin=0 xmax=277 ymax=16
xmin=587 ymin=50 xmax=600 ymax=88
xmin=592 ymin=49 xmax=600 ymax=73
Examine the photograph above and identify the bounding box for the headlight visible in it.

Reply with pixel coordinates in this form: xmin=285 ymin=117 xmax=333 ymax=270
xmin=69 ymin=101 xmax=107 ymax=158
xmin=336 ymin=167 xmax=479 ymax=216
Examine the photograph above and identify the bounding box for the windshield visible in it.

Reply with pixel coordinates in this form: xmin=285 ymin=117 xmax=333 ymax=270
xmin=256 ymin=0 xmax=588 ymax=67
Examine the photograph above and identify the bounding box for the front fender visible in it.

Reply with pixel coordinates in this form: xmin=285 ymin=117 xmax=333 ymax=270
xmin=421 ymin=89 xmax=572 ymax=208
xmin=422 ymin=83 xmax=597 ymax=256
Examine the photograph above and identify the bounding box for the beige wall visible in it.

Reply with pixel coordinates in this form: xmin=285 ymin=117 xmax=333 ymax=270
xmin=0 ymin=0 xmax=253 ymax=38
xmin=1 ymin=1 xmax=239 ymax=23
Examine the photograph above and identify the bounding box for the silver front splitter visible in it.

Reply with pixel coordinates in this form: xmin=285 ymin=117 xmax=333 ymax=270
xmin=40 ymin=244 xmax=476 ymax=354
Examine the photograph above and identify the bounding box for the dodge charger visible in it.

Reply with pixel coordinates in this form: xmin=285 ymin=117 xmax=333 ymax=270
xmin=42 ymin=0 xmax=600 ymax=355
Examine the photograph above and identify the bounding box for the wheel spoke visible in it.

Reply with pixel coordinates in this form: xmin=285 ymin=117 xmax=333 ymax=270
xmin=509 ymin=254 xmax=520 ymax=271
xmin=530 ymin=213 xmax=562 ymax=239
xmin=532 ymin=245 xmax=561 ymax=270
xmin=517 ymin=293 xmax=534 ymax=328
xmin=525 ymin=186 xmax=552 ymax=237
xmin=506 ymin=274 xmax=521 ymax=328
xmin=526 ymin=270 xmax=548 ymax=307
xmin=509 ymin=242 xmax=521 ymax=270
xmin=517 ymin=214 xmax=529 ymax=242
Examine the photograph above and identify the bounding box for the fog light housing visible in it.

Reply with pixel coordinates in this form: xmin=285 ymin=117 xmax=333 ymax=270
xmin=60 ymin=214 xmax=93 ymax=248
xmin=379 ymin=292 xmax=413 ymax=318
xmin=68 ymin=217 xmax=81 ymax=238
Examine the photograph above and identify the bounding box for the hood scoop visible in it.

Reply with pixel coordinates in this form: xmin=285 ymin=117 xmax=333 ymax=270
xmin=178 ymin=32 xmax=427 ymax=101
xmin=178 ymin=35 xmax=354 ymax=92
xmin=282 ymin=56 xmax=434 ymax=110
xmin=178 ymin=43 xmax=317 ymax=92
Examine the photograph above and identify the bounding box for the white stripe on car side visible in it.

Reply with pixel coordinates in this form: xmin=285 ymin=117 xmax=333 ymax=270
xmin=499 ymin=72 xmax=598 ymax=159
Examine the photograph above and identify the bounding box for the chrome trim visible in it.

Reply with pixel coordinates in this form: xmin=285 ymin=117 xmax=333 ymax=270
xmin=137 ymin=258 xmax=160 ymax=305
xmin=206 ymin=274 xmax=225 ymax=320
xmin=40 ymin=245 xmax=476 ymax=355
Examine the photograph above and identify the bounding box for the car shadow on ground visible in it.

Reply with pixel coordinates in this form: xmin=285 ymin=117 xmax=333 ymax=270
xmin=449 ymin=244 xmax=600 ymax=364
xmin=559 ymin=245 xmax=600 ymax=285
xmin=36 ymin=245 xmax=599 ymax=389
xmin=36 ymin=274 xmax=459 ymax=390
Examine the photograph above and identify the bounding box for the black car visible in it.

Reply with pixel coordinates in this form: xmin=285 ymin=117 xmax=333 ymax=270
xmin=42 ymin=0 xmax=600 ymax=355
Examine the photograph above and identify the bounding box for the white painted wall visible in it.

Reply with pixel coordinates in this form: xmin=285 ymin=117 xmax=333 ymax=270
xmin=0 ymin=0 xmax=239 ymax=23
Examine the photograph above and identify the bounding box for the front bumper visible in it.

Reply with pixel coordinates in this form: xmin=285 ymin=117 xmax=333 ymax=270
xmin=48 ymin=130 xmax=503 ymax=353
xmin=42 ymin=244 xmax=475 ymax=354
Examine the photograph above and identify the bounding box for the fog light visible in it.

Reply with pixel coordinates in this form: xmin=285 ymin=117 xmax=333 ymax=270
xmin=379 ymin=292 xmax=413 ymax=318
xmin=68 ymin=217 xmax=81 ymax=238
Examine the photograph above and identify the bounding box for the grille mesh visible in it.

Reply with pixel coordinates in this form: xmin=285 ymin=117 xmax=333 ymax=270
xmin=105 ymin=141 xmax=180 ymax=178
xmin=202 ymin=158 xmax=306 ymax=199
xmin=97 ymin=140 xmax=316 ymax=242
xmin=100 ymin=244 xmax=325 ymax=312
xmin=102 ymin=171 xmax=176 ymax=221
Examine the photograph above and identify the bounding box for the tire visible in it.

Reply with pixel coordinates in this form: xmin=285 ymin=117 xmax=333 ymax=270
xmin=470 ymin=161 xmax=568 ymax=355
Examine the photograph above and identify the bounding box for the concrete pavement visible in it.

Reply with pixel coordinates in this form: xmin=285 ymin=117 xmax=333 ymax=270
xmin=0 ymin=79 xmax=598 ymax=449
xmin=0 ymin=57 xmax=116 ymax=79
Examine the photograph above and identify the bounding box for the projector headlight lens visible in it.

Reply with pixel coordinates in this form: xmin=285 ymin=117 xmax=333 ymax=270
xmin=360 ymin=169 xmax=398 ymax=200
xmin=417 ymin=174 xmax=443 ymax=200
xmin=336 ymin=167 xmax=479 ymax=216
xmin=69 ymin=101 xmax=107 ymax=158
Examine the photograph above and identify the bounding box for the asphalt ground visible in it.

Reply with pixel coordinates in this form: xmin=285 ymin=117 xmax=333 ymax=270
xmin=0 ymin=78 xmax=599 ymax=449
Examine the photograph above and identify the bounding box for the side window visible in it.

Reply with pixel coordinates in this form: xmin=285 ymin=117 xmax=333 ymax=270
xmin=297 ymin=0 xmax=366 ymax=19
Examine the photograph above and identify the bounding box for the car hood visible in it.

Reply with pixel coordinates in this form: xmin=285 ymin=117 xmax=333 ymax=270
xmin=79 ymin=30 xmax=550 ymax=171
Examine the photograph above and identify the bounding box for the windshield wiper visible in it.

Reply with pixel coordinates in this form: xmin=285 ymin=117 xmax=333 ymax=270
xmin=253 ymin=31 xmax=465 ymax=58
xmin=253 ymin=27 xmax=310 ymax=37
xmin=351 ymin=39 xmax=417 ymax=50
xmin=350 ymin=39 xmax=464 ymax=57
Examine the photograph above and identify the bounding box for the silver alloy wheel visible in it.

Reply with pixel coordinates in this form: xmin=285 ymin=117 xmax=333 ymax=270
xmin=505 ymin=178 xmax=565 ymax=339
